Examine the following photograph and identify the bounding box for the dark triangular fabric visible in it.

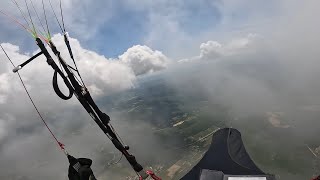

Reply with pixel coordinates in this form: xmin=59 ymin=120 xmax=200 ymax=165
xmin=181 ymin=128 xmax=274 ymax=180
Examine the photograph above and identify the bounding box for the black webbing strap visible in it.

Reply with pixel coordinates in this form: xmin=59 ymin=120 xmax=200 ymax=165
xmin=20 ymin=51 xmax=42 ymax=68
xmin=13 ymin=52 xmax=43 ymax=73
xmin=53 ymin=70 xmax=73 ymax=100
xmin=36 ymin=38 xmax=74 ymax=100
xmin=35 ymin=37 xmax=145 ymax=176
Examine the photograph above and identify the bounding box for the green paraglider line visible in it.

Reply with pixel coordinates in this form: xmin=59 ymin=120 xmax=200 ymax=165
xmin=24 ymin=0 xmax=37 ymax=37
xmin=0 ymin=9 xmax=49 ymax=43
xmin=49 ymin=0 xmax=64 ymax=32
xmin=41 ymin=0 xmax=51 ymax=41
xmin=29 ymin=0 xmax=48 ymax=40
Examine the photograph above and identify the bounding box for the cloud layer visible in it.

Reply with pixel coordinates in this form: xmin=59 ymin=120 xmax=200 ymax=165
xmin=0 ymin=33 xmax=170 ymax=179
xmin=1 ymin=0 xmax=320 ymax=179
xmin=119 ymin=45 xmax=170 ymax=75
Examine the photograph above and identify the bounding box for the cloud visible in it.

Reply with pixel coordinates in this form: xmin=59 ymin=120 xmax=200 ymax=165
xmin=0 ymin=33 xmax=170 ymax=111
xmin=199 ymin=40 xmax=223 ymax=60
xmin=1 ymin=0 xmax=320 ymax=179
xmin=51 ymin=34 xmax=137 ymax=96
xmin=0 ymin=33 xmax=172 ymax=133
xmin=200 ymin=33 xmax=262 ymax=59
xmin=1 ymin=35 xmax=137 ymax=101
xmin=178 ymin=33 xmax=262 ymax=63
xmin=0 ymin=73 xmax=10 ymax=104
xmin=0 ymin=33 xmax=172 ymax=179
xmin=119 ymin=45 xmax=170 ymax=75
xmin=0 ymin=0 xmax=276 ymax=59
xmin=171 ymin=0 xmax=320 ymax=141
xmin=0 ymin=118 xmax=8 ymax=142
xmin=0 ymin=43 xmax=31 ymax=105
xmin=173 ymin=32 xmax=287 ymax=114
xmin=58 ymin=0 xmax=115 ymax=40
xmin=0 ymin=0 xmax=115 ymax=54
xmin=0 ymin=33 xmax=139 ymax=149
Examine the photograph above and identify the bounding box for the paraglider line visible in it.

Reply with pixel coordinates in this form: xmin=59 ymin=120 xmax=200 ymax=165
xmin=41 ymin=0 xmax=51 ymax=40
xmin=11 ymin=0 xmax=31 ymax=29
xmin=0 ymin=9 xmax=31 ymax=34
xmin=29 ymin=0 xmax=47 ymax=38
xmin=59 ymin=0 xmax=66 ymax=32
xmin=0 ymin=44 xmax=66 ymax=154
xmin=49 ymin=0 xmax=63 ymax=32
xmin=24 ymin=0 xmax=37 ymax=36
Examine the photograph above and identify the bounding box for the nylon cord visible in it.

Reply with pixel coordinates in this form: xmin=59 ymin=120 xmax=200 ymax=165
xmin=41 ymin=0 xmax=51 ymax=39
xmin=11 ymin=0 xmax=31 ymax=29
xmin=67 ymin=41 xmax=86 ymax=87
xmin=0 ymin=9 xmax=48 ymax=42
xmin=105 ymin=153 xmax=123 ymax=168
xmin=29 ymin=0 xmax=47 ymax=38
xmin=59 ymin=0 xmax=66 ymax=32
xmin=54 ymin=1 xmax=86 ymax=87
xmin=110 ymin=123 xmax=125 ymax=145
xmin=0 ymin=9 xmax=31 ymax=33
xmin=24 ymin=0 xmax=37 ymax=36
xmin=49 ymin=0 xmax=63 ymax=32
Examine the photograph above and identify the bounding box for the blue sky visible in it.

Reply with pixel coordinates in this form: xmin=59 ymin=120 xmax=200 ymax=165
xmin=2 ymin=1 xmax=320 ymax=179
xmin=73 ymin=0 xmax=224 ymax=57
xmin=84 ymin=2 xmax=149 ymax=57
xmin=0 ymin=0 xmax=279 ymax=58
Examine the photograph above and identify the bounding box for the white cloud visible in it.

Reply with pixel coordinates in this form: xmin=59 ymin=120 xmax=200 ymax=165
xmin=199 ymin=41 xmax=223 ymax=60
xmin=0 ymin=0 xmax=114 ymax=45
xmin=0 ymin=73 xmax=10 ymax=104
xmin=119 ymin=45 xmax=170 ymax=75
xmin=0 ymin=118 xmax=7 ymax=142
xmin=201 ymin=34 xmax=261 ymax=59
xmin=1 ymin=0 xmax=320 ymax=179
xmin=0 ymin=34 xmax=171 ymax=112
xmin=0 ymin=35 xmax=140 ymax=165
xmin=0 ymin=34 xmax=139 ymax=142
xmin=0 ymin=43 xmax=31 ymax=104
xmin=0 ymin=34 xmax=171 ymax=179
xmin=179 ymin=33 xmax=262 ymax=62
xmin=60 ymin=0 xmax=114 ymax=40
xmin=50 ymin=34 xmax=137 ymax=96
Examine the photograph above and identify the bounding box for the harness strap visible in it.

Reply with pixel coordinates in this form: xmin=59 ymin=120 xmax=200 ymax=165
xmin=52 ymin=70 xmax=74 ymax=100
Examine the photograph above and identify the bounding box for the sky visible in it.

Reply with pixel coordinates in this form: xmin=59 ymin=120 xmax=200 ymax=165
xmin=1 ymin=0 xmax=320 ymax=179
xmin=0 ymin=0 xmax=279 ymax=58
